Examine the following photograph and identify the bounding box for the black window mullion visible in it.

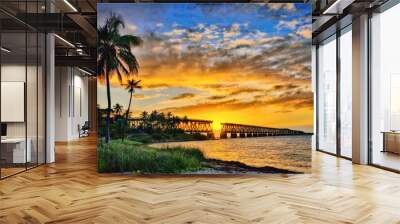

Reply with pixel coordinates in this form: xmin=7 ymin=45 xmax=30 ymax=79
xmin=0 ymin=21 xmax=2 ymax=179
xmin=367 ymin=11 xmax=373 ymax=165
xmin=315 ymin=44 xmax=319 ymax=151
xmin=336 ymin=28 xmax=341 ymax=157
xmin=36 ymin=0 xmax=39 ymax=167
xmin=25 ymin=0 xmax=28 ymax=171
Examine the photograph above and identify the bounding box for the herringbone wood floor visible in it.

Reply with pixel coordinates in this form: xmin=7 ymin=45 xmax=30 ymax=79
xmin=1 ymin=136 xmax=400 ymax=224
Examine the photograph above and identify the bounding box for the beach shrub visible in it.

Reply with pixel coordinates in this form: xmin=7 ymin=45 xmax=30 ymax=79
xmin=98 ymin=140 xmax=206 ymax=173
xmin=127 ymin=131 xmax=209 ymax=144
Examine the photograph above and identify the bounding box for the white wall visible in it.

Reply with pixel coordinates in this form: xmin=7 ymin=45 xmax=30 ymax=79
xmin=55 ymin=67 xmax=89 ymax=141
xmin=1 ymin=65 xmax=27 ymax=138
xmin=55 ymin=67 xmax=69 ymax=141
xmin=1 ymin=65 xmax=41 ymax=138
xmin=1 ymin=63 xmax=46 ymax=164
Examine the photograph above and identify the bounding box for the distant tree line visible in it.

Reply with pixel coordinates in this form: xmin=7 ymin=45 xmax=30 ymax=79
xmin=98 ymin=104 xmax=198 ymax=140
xmin=134 ymin=111 xmax=188 ymax=132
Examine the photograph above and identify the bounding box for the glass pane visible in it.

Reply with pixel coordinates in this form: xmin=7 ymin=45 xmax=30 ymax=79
xmin=38 ymin=33 xmax=45 ymax=165
xmin=340 ymin=29 xmax=352 ymax=158
xmin=1 ymin=31 xmax=27 ymax=177
xmin=371 ymin=4 xmax=400 ymax=171
xmin=318 ymin=37 xmax=337 ymax=154
xmin=27 ymin=31 xmax=38 ymax=169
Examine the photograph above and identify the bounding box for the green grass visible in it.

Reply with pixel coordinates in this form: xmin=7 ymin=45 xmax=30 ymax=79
xmin=127 ymin=131 xmax=209 ymax=144
xmin=98 ymin=140 xmax=207 ymax=174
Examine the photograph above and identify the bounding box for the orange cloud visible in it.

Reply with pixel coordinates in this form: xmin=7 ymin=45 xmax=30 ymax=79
xmin=171 ymin=93 xmax=196 ymax=100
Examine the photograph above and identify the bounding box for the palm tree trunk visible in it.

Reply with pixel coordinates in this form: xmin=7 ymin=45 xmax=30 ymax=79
xmin=105 ymin=74 xmax=112 ymax=144
xmin=125 ymin=92 xmax=133 ymax=124
xmin=124 ymin=92 xmax=133 ymax=140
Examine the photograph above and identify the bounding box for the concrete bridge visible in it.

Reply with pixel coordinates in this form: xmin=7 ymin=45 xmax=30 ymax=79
xmin=220 ymin=123 xmax=305 ymax=138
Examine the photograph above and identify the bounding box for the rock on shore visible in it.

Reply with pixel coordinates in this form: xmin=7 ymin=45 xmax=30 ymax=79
xmin=185 ymin=159 xmax=300 ymax=174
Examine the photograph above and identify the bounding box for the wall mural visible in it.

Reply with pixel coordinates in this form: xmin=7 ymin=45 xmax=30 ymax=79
xmin=97 ymin=3 xmax=312 ymax=174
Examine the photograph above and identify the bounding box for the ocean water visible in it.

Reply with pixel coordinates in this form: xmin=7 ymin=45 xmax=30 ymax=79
xmin=151 ymin=135 xmax=312 ymax=173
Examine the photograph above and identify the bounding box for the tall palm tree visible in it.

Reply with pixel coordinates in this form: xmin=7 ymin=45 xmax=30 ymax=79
xmin=125 ymin=79 xmax=142 ymax=124
xmin=97 ymin=13 xmax=142 ymax=143
xmin=113 ymin=103 xmax=123 ymax=117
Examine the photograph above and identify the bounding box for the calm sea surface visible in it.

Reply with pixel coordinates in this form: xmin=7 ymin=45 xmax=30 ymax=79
xmin=150 ymin=135 xmax=311 ymax=173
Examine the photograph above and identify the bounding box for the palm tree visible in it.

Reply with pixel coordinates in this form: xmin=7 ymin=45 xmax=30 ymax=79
xmin=150 ymin=111 xmax=159 ymax=129
xmin=140 ymin=111 xmax=149 ymax=130
xmin=125 ymin=79 xmax=142 ymax=124
xmin=172 ymin=116 xmax=181 ymax=130
xmin=97 ymin=13 xmax=142 ymax=143
xmin=157 ymin=112 xmax=166 ymax=130
xmin=166 ymin=112 xmax=173 ymax=130
xmin=113 ymin=103 xmax=123 ymax=117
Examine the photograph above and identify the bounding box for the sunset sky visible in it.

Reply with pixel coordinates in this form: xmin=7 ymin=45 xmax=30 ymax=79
xmin=97 ymin=3 xmax=313 ymax=132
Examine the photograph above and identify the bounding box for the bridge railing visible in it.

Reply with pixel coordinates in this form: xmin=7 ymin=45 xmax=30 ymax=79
xmin=220 ymin=122 xmax=305 ymax=138
xmin=127 ymin=118 xmax=213 ymax=133
xmin=127 ymin=118 xmax=304 ymax=138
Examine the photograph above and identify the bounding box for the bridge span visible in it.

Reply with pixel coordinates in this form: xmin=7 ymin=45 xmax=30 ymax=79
xmin=220 ymin=123 xmax=305 ymax=138
xmin=128 ymin=118 xmax=305 ymax=139
xmin=128 ymin=118 xmax=214 ymax=138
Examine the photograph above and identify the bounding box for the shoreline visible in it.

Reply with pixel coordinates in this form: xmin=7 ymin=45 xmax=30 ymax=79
xmin=148 ymin=137 xmax=309 ymax=174
xmin=193 ymin=158 xmax=301 ymax=174
xmin=114 ymin=157 xmax=300 ymax=175
xmin=146 ymin=145 xmax=300 ymax=174
xmin=98 ymin=138 xmax=307 ymax=174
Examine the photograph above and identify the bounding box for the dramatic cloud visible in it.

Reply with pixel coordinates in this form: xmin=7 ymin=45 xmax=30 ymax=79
xmin=266 ymin=3 xmax=297 ymax=12
xmin=208 ymin=95 xmax=227 ymax=100
xmin=228 ymin=88 xmax=264 ymax=96
xmin=121 ymin=23 xmax=137 ymax=35
xmin=296 ymin=25 xmax=312 ymax=38
xmin=98 ymin=3 xmax=313 ymax=132
xmin=277 ymin=19 xmax=300 ymax=30
xmin=133 ymin=94 xmax=145 ymax=99
xmin=273 ymin=84 xmax=299 ymax=90
xmin=171 ymin=93 xmax=196 ymax=100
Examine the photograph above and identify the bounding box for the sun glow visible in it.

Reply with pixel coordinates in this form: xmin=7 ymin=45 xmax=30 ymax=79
xmin=212 ymin=121 xmax=222 ymax=131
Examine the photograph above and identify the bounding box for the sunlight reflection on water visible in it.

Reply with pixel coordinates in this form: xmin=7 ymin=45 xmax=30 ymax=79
xmin=150 ymin=136 xmax=311 ymax=173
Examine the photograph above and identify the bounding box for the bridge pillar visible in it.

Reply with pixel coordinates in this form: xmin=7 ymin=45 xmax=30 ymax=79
xmin=240 ymin=133 xmax=245 ymax=138
xmin=231 ymin=133 xmax=237 ymax=138
xmin=220 ymin=132 xmax=227 ymax=139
